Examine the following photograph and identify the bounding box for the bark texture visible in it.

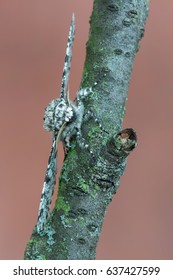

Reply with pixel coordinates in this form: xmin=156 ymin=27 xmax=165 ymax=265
xmin=24 ymin=0 xmax=149 ymax=260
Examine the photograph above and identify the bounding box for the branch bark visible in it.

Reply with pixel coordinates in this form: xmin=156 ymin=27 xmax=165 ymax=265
xmin=24 ymin=0 xmax=149 ymax=260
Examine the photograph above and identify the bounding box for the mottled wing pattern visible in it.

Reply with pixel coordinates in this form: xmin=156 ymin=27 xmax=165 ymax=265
xmin=37 ymin=120 xmax=66 ymax=233
xmin=60 ymin=14 xmax=75 ymax=102
xmin=36 ymin=134 xmax=58 ymax=233
xmin=36 ymin=15 xmax=75 ymax=233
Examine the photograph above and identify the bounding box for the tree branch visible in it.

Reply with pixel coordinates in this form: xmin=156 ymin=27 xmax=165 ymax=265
xmin=24 ymin=0 xmax=148 ymax=260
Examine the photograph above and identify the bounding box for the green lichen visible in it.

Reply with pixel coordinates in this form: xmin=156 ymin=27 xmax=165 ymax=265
xmin=45 ymin=226 xmax=56 ymax=247
xmin=25 ymin=239 xmax=46 ymax=260
xmin=77 ymin=178 xmax=100 ymax=199
xmin=59 ymin=147 xmax=79 ymax=185
xmin=89 ymin=186 xmax=99 ymax=199
xmin=88 ymin=125 xmax=101 ymax=138
xmin=78 ymin=178 xmax=90 ymax=193
xmin=60 ymin=214 xmax=73 ymax=228
xmin=37 ymin=225 xmax=56 ymax=253
xmin=55 ymin=195 xmax=70 ymax=214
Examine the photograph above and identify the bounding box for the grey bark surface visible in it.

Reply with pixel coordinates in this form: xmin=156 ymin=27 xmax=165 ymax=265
xmin=24 ymin=0 xmax=148 ymax=260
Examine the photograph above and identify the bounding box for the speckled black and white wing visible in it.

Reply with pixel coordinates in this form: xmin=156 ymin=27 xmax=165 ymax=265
xmin=36 ymin=134 xmax=57 ymax=233
xmin=36 ymin=14 xmax=94 ymax=233
xmin=36 ymin=16 xmax=75 ymax=233
xmin=60 ymin=14 xmax=75 ymax=102
xmin=36 ymin=99 xmax=73 ymax=233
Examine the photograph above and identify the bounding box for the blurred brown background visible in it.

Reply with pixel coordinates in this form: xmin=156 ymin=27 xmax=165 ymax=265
xmin=0 ymin=0 xmax=173 ymax=259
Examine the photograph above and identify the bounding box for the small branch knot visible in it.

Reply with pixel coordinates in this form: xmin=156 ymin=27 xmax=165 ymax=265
xmin=116 ymin=128 xmax=137 ymax=153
